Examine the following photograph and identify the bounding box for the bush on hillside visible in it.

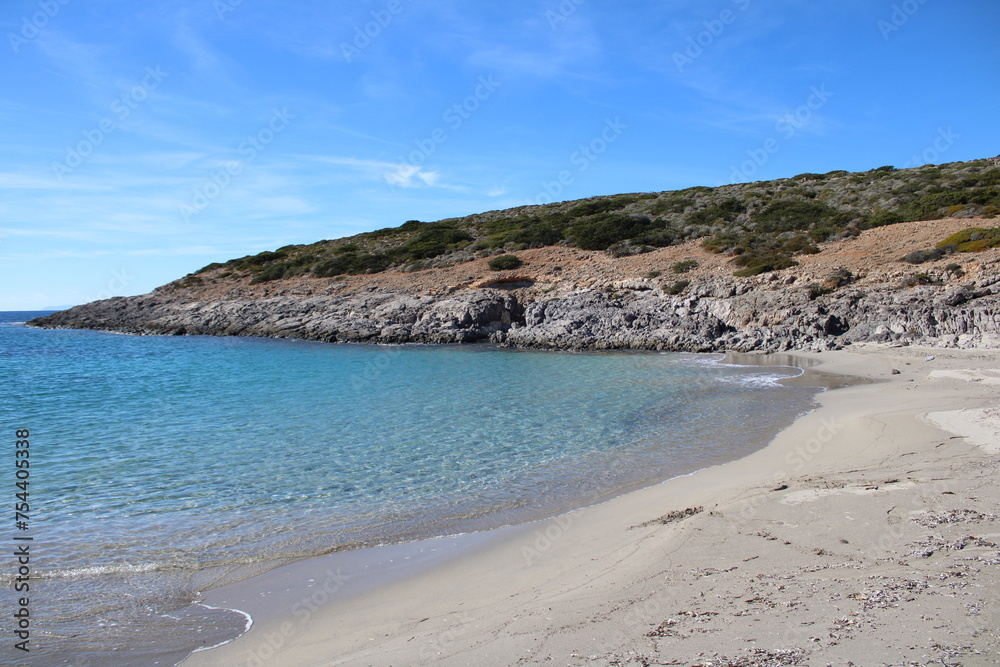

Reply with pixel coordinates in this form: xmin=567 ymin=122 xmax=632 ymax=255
xmin=664 ymin=280 xmax=690 ymax=295
xmin=936 ymin=227 xmax=1000 ymax=252
xmin=488 ymin=254 xmax=524 ymax=271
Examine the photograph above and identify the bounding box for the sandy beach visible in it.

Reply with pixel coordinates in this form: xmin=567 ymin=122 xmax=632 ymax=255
xmin=184 ymin=345 xmax=1000 ymax=666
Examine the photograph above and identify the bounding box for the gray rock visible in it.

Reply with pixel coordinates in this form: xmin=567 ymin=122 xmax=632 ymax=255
xmin=27 ymin=276 xmax=1000 ymax=353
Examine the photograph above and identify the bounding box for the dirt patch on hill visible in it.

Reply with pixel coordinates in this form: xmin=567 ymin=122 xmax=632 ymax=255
xmin=183 ymin=217 xmax=999 ymax=302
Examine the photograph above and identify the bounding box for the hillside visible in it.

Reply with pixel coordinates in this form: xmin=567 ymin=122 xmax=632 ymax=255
xmin=179 ymin=157 xmax=1000 ymax=290
xmin=29 ymin=157 xmax=1000 ymax=353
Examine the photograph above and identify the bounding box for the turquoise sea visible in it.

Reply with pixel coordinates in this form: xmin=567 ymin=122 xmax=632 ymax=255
xmin=0 ymin=311 xmax=823 ymax=665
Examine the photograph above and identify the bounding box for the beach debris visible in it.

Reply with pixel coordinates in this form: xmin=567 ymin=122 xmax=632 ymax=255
xmin=690 ymin=566 xmax=738 ymax=578
xmin=908 ymin=534 xmax=998 ymax=559
xmin=771 ymin=484 xmax=789 ymax=492
xmin=926 ymin=355 xmax=937 ymax=361
xmin=633 ymin=506 xmax=703 ymax=529
xmin=891 ymin=368 xmax=901 ymax=374
xmin=646 ymin=610 xmax=720 ymax=638
xmin=849 ymin=576 xmax=929 ymax=610
xmin=912 ymin=509 xmax=997 ymax=528
xmin=690 ymin=647 xmax=808 ymax=666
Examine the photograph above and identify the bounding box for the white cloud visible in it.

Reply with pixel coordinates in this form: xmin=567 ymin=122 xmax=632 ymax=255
xmin=383 ymin=164 xmax=441 ymax=188
xmin=299 ymin=154 xmax=447 ymax=190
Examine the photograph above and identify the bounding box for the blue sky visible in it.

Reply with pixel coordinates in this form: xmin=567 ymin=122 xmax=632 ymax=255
xmin=1 ymin=0 xmax=998 ymax=310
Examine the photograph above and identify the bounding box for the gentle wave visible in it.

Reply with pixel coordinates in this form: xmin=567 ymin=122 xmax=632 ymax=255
xmin=715 ymin=373 xmax=790 ymax=387
xmin=184 ymin=604 xmax=254 ymax=658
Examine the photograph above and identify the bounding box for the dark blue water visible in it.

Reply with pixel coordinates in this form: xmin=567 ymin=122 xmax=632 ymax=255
xmin=0 ymin=311 xmax=820 ymax=664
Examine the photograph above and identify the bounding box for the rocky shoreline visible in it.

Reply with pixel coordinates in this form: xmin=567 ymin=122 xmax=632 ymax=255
xmin=28 ymin=217 xmax=1000 ymax=353
xmin=27 ymin=273 xmax=1000 ymax=353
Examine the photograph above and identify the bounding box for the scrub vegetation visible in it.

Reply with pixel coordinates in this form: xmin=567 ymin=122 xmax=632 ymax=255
xmin=186 ymin=158 xmax=1000 ymax=284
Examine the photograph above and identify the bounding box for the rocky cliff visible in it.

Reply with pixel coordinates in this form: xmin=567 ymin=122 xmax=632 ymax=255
xmin=28 ymin=275 xmax=1000 ymax=353
xmin=28 ymin=218 xmax=1000 ymax=353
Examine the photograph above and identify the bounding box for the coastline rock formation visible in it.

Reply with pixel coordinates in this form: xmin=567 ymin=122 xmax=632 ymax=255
xmin=29 ymin=218 xmax=1000 ymax=353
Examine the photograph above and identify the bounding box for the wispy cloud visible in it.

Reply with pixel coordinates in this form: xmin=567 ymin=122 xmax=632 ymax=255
xmin=0 ymin=173 xmax=97 ymax=190
xmin=384 ymin=164 xmax=441 ymax=188
xmin=300 ymin=154 xmax=446 ymax=189
xmin=35 ymin=32 xmax=116 ymax=90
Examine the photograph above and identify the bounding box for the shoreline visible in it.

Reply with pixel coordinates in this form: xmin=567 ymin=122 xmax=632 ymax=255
xmin=173 ymin=350 xmax=832 ymax=665
xmin=182 ymin=344 xmax=1000 ymax=666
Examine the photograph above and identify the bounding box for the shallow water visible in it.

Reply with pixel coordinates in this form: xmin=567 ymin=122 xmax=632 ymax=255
xmin=0 ymin=311 xmax=822 ymax=664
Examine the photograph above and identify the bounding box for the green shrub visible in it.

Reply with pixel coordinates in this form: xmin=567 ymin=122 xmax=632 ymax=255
xmin=863 ymin=209 xmax=905 ymax=228
xmin=562 ymin=195 xmax=652 ymax=220
xmin=645 ymin=270 xmax=662 ymax=279
xmin=488 ymin=254 xmax=524 ymax=271
xmin=250 ymin=264 xmax=289 ymax=284
xmin=195 ymin=262 xmax=225 ymax=274
xmin=779 ymin=235 xmax=819 ymax=254
xmin=229 ymin=250 xmax=288 ymax=271
xmin=486 ymin=216 xmax=564 ymax=247
xmin=702 ymin=233 xmax=739 ymax=254
xmin=632 ymin=227 xmax=676 ymax=247
xmin=936 ymin=227 xmax=1000 ymax=252
xmin=672 ymin=260 xmax=698 ymax=274
xmin=806 ymin=283 xmax=831 ymax=300
xmin=685 ymin=198 xmax=745 ymax=227
xmin=397 ymin=223 xmax=473 ymax=260
xmin=568 ymin=213 xmax=661 ymax=251
xmin=732 ymin=251 xmax=797 ymax=277
xmin=312 ymin=252 xmax=393 ymax=277
xmin=902 ymin=248 xmax=945 ymax=264
xmin=753 ymin=200 xmax=838 ymax=233
xmin=649 ymin=196 xmax=693 ymax=215
xmin=824 ymin=268 xmax=854 ymax=289
xmin=664 ymin=280 xmax=690 ymax=295
xmin=607 ymin=241 xmax=653 ymax=258
xmin=809 ymin=226 xmax=836 ymax=242
xmin=902 ymin=272 xmax=937 ymax=287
